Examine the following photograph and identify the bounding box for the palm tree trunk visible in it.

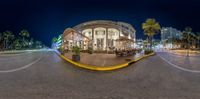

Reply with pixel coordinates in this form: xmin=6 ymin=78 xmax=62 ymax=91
xmin=149 ymin=36 xmax=153 ymax=50
xmin=3 ymin=40 xmax=6 ymax=50
xmin=198 ymin=37 xmax=200 ymax=49
xmin=5 ymin=40 xmax=7 ymax=50
xmin=23 ymin=37 xmax=25 ymax=49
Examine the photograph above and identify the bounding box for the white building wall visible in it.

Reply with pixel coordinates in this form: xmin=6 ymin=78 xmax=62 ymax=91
xmin=94 ymin=27 xmax=106 ymax=50
xmin=108 ymin=28 xmax=119 ymax=47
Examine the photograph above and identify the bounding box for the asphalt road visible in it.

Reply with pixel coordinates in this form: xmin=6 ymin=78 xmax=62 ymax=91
xmin=0 ymin=51 xmax=200 ymax=99
xmin=158 ymin=52 xmax=200 ymax=71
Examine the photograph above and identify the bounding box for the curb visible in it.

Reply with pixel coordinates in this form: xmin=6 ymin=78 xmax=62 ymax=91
xmin=55 ymin=50 xmax=155 ymax=71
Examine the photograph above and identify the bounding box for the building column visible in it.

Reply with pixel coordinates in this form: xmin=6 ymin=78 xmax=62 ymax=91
xmin=119 ymin=27 xmax=122 ymax=37
xmin=106 ymin=28 xmax=108 ymax=51
xmin=92 ymin=28 xmax=94 ymax=50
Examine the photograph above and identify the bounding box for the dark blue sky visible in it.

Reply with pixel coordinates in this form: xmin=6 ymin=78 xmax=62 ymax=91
xmin=0 ymin=0 xmax=200 ymax=46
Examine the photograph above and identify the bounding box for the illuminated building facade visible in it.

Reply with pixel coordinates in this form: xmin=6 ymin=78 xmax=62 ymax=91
xmin=62 ymin=20 xmax=136 ymax=51
xmin=161 ymin=27 xmax=182 ymax=48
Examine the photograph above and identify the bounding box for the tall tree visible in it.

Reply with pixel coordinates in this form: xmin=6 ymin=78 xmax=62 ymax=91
xmin=52 ymin=37 xmax=57 ymax=43
xmin=196 ymin=32 xmax=200 ymax=49
xmin=182 ymin=27 xmax=193 ymax=49
xmin=171 ymin=38 xmax=179 ymax=49
xmin=13 ymin=38 xmax=22 ymax=49
xmin=51 ymin=37 xmax=58 ymax=48
xmin=29 ymin=38 xmax=34 ymax=49
xmin=142 ymin=18 xmax=161 ymax=49
xmin=0 ymin=32 xmax=2 ymax=40
xmin=3 ymin=31 xmax=14 ymax=50
xmin=190 ymin=33 xmax=197 ymax=49
xmin=35 ymin=41 xmax=42 ymax=48
xmin=0 ymin=32 xmax=3 ymax=50
xmin=19 ymin=29 xmax=30 ymax=48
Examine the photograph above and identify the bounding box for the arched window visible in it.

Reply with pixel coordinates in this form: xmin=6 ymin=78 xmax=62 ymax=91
xmin=108 ymin=28 xmax=119 ymax=39
xmin=82 ymin=29 xmax=92 ymax=39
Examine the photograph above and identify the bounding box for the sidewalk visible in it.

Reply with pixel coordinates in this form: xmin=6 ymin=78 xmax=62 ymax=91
xmin=64 ymin=52 xmax=143 ymax=66
xmin=156 ymin=49 xmax=200 ymax=57
xmin=170 ymin=50 xmax=200 ymax=56
xmin=158 ymin=52 xmax=200 ymax=71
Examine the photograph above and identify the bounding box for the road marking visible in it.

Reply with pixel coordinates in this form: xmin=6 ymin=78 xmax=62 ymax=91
xmin=0 ymin=52 xmax=33 ymax=57
xmin=158 ymin=55 xmax=200 ymax=73
xmin=0 ymin=54 xmax=43 ymax=73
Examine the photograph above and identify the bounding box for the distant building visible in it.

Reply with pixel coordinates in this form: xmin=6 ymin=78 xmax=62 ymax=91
xmin=136 ymin=39 xmax=161 ymax=49
xmin=161 ymin=27 xmax=182 ymax=41
xmin=161 ymin=27 xmax=182 ymax=48
xmin=135 ymin=39 xmax=144 ymax=48
xmin=52 ymin=34 xmax=62 ymax=49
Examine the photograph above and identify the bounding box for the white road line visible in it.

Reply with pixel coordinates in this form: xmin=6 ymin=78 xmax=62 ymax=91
xmin=0 ymin=55 xmax=43 ymax=73
xmin=158 ymin=55 xmax=200 ymax=73
xmin=0 ymin=52 xmax=33 ymax=57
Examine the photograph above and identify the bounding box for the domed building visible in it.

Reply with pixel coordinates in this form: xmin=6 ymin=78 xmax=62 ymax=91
xmin=62 ymin=20 xmax=136 ymax=51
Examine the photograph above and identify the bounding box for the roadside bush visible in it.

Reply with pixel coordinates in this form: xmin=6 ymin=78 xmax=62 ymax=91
xmin=58 ymin=47 xmax=62 ymax=52
xmin=72 ymin=46 xmax=81 ymax=61
xmin=72 ymin=46 xmax=81 ymax=55
xmin=88 ymin=47 xmax=93 ymax=54
xmin=144 ymin=49 xmax=154 ymax=55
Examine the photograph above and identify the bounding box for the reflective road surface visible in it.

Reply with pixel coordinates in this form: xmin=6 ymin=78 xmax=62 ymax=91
xmin=0 ymin=51 xmax=200 ymax=99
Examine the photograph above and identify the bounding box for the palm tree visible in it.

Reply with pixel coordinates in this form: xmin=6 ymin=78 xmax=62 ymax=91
xmin=52 ymin=37 xmax=57 ymax=43
xmin=35 ymin=41 xmax=42 ymax=48
xmin=13 ymin=38 xmax=22 ymax=49
xmin=29 ymin=38 xmax=34 ymax=49
xmin=142 ymin=18 xmax=161 ymax=49
xmin=182 ymin=27 xmax=193 ymax=49
xmin=190 ymin=33 xmax=197 ymax=49
xmin=52 ymin=37 xmax=58 ymax=49
xmin=3 ymin=31 xmax=14 ymax=50
xmin=0 ymin=33 xmax=3 ymax=50
xmin=196 ymin=32 xmax=200 ymax=49
xmin=19 ymin=29 xmax=30 ymax=48
xmin=171 ymin=38 xmax=180 ymax=49
xmin=0 ymin=32 xmax=2 ymax=40
xmin=181 ymin=33 xmax=188 ymax=49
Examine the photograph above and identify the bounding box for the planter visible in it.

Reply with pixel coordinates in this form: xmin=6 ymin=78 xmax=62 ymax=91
xmin=88 ymin=50 xmax=93 ymax=54
xmin=88 ymin=47 xmax=93 ymax=54
xmin=72 ymin=55 xmax=80 ymax=61
xmin=144 ymin=50 xmax=153 ymax=55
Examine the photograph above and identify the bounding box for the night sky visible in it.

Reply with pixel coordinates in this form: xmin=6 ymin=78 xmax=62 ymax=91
xmin=0 ymin=0 xmax=200 ymax=46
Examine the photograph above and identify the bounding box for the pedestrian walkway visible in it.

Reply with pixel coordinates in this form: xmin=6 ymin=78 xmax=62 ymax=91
xmin=157 ymin=52 xmax=200 ymax=71
xmin=156 ymin=49 xmax=200 ymax=56
xmin=64 ymin=52 xmax=143 ymax=66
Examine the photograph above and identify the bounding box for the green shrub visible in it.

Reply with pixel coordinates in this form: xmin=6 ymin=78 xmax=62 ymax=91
xmin=72 ymin=46 xmax=81 ymax=55
xmin=144 ymin=49 xmax=153 ymax=55
xmin=58 ymin=47 xmax=63 ymax=53
xmin=88 ymin=47 xmax=93 ymax=54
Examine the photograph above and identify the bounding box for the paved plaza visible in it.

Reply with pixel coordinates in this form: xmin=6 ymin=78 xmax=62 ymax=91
xmin=161 ymin=49 xmax=200 ymax=56
xmin=158 ymin=52 xmax=200 ymax=71
xmin=64 ymin=52 xmax=143 ymax=66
